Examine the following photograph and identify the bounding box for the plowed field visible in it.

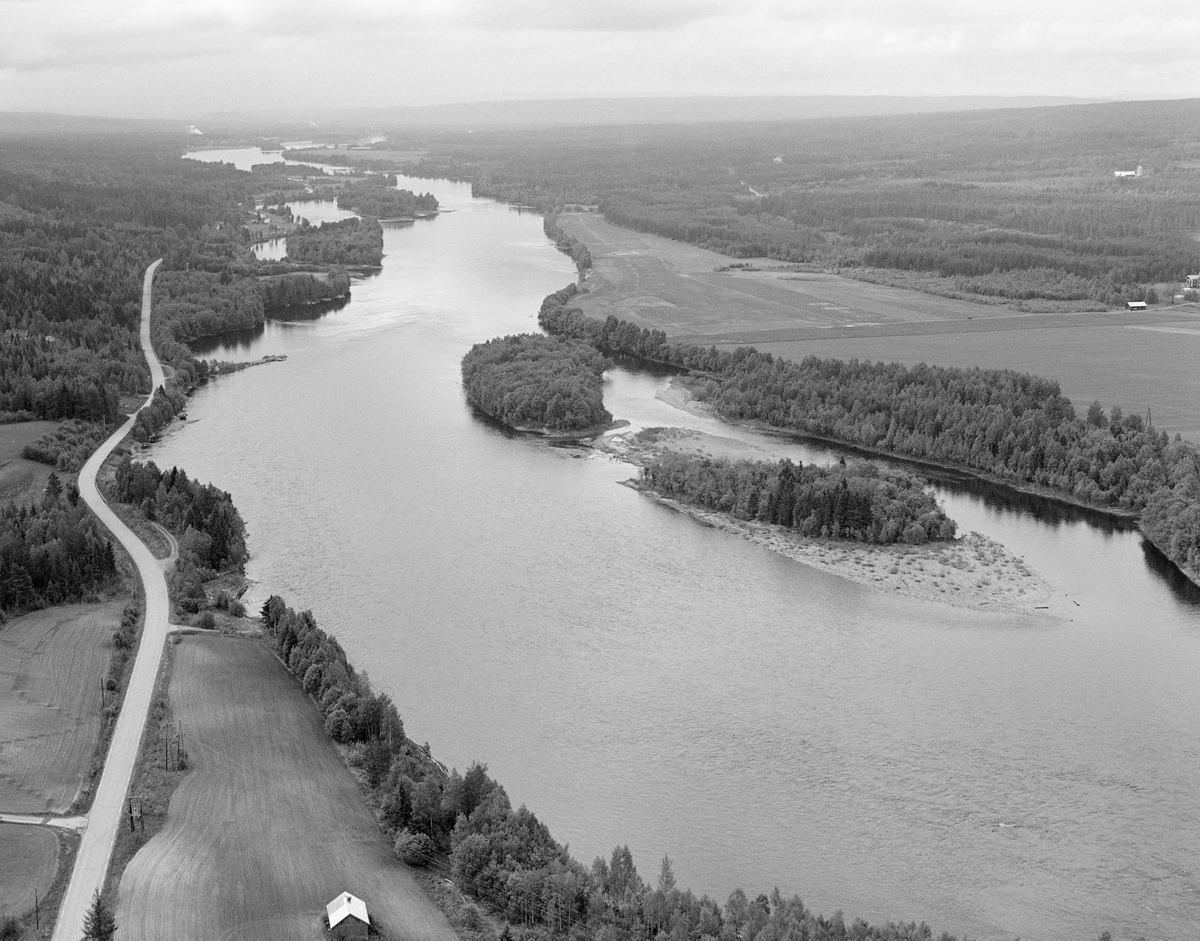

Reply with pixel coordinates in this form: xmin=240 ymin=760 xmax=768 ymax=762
xmin=115 ymin=634 xmax=457 ymax=941
xmin=0 ymin=603 xmax=120 ymax=813
xmin=0 ymin=823 xmax=57 ymax=917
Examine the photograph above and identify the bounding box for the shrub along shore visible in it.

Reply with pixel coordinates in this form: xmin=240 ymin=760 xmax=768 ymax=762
xmin=537 ymin=284 xmax=1200 ymax=586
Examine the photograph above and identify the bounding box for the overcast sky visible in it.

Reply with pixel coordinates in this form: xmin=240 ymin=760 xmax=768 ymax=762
xmin=0 ymin=0 xmax=1196 ymax=118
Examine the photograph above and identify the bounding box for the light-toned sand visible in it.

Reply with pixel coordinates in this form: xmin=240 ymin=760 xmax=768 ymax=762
xmin=598 ymin=424 xmax=1054 ymax=615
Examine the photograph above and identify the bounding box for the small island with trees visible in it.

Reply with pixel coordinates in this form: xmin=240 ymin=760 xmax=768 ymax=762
xmin=460 ymin=333 xmax=612 ymax=433
xmin=286 ymin=217 xmax=384 ymax=267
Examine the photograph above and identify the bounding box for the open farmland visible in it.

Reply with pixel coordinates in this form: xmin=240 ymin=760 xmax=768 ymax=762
xmin=558 ymin=212 xmax=1200 ymax=442
xmin=0 ymin=421 xmax=58 ymax=503
xmin=116 ymin=634 xmax=458 ymax=941
xmin=0 ymin=823 xmax=57 ymax=917
xmin=0 ymin=603 xmax=120 ymax=814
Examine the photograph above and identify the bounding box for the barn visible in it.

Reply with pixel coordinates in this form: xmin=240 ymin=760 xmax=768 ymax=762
xmin=326 ymin=892 xmax=370 ymax=941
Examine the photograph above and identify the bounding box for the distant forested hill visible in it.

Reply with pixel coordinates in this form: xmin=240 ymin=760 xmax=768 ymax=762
xmin=409 ymin=99 xmax=1200 ymax=307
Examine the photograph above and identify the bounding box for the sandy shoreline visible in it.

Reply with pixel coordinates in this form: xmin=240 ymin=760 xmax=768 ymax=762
xmin=597 ymin=422 xmax=1056 ymax=615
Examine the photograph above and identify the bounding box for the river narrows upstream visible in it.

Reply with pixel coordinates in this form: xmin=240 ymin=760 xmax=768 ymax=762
xmin=164 ymin=156 xmax=1200 ymax=941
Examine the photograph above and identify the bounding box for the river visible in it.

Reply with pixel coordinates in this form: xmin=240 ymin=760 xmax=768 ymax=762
xmin=160 ymin=155 xmax=1200 ymax=941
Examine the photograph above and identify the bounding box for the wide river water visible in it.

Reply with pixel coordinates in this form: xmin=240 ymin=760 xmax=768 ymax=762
xmin=167 ymin=154 xmax=1200 ymax=941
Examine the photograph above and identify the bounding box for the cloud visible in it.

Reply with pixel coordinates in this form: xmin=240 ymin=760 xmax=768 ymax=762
xmin=0 ymin=0 xmax=1197 ymax=116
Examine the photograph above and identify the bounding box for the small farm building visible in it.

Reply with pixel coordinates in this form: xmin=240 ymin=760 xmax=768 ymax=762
xmin=1186 ymin=275 xmax=1200 ymax=288
xmin=1126 ymin=301 xmax=1148 ymax=311
xmin=327 ymin=892 xmax=370 ymax=941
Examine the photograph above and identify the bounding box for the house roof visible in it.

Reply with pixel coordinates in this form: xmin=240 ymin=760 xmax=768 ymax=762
xmin=327 ymin=892 xmax=370 ymax=928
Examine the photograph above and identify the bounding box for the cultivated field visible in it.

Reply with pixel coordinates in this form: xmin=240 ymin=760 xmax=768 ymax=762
xmin=115 ymin=634 xmax=458 ymax=941
xmin=0 ymin=603 xmax=121 ymax=814
xmin=0 ymin=421 xmax=58 ymax=503
xmin=0 ymin=823 xmax=58 ymax=917
xmin=559 ymin=213 xmax=1200 ymax=442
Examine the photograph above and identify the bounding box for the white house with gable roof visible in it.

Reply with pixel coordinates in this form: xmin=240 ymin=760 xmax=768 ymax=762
xmin=326 ymin=891 xmax=370 ymax=941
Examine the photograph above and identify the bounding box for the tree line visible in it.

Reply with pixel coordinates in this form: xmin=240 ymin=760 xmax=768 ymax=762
xmin=461 ymin=334 xmax=611 ymax=433
xmin=257 ymin=595 xmax=965 ymax=941
xmin=641 ymin=453 xmax=956 ymax=544
xmin=538 ymin=289 xmax=1200 ymax=582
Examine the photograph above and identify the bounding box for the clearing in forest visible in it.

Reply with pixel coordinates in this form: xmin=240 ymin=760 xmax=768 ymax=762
xmin=0 ymin=823 xmax=58 ymax=917
xmin=0 ymin=603 xmax=121 ymax=814
xmin=115 ymin=633 xmax=458 ymax=941
xmin=0 ymin=421 xmax=59 ymax=504
xmin=557 ymin=213 xmax=1191 ymax=346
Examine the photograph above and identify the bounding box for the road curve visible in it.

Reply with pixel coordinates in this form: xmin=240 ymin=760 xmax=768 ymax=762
xmin=53 ymin=259 xmax=169 ymax=941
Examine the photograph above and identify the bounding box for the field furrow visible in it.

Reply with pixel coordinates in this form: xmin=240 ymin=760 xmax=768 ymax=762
xmin=0 ymin=603 xmax=120 ymax=814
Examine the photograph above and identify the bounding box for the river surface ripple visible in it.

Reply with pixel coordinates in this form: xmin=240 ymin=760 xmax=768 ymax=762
xmin=158 ymin=159 xmax=1200 ymax=941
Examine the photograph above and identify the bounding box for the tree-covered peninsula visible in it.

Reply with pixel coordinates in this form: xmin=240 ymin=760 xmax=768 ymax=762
xmin=641 ymin=454 xmax=956 ymax=544
xmin=461 ymin=333 xmax=611 ymax=433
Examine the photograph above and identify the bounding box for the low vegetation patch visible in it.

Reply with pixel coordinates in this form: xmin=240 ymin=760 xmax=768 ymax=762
xmin=19 ymin=420 xmax=109 ymax=474
xmin=461 ymin=333 xmax=611 ymax=433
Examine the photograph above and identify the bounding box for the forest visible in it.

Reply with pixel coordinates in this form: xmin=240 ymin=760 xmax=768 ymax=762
xmin=461 ymin=333 xmax=612 ymax=433
xmin=408 ymin=99 xmax=1200 ymax=308
xmin=152 ymin=267 xmax=352 ymax=347
xmin=640 ymin=454 xmax=956 ymax=544
xmin=109 ymin=457 xmax=247 ymax=612
xmin=538 ymin=290 xmax=1200 ymax=581
xmin=260 ymin=595 xmax=964 ymax=941
xmin=0 ymin=473 xmax=117 ymax=616
xmin=286 ymin=217 xmax=384 ymax=266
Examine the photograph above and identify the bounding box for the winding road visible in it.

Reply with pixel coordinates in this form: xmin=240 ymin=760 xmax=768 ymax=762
xmin=52 ymin=259 xmax=169 ymax=941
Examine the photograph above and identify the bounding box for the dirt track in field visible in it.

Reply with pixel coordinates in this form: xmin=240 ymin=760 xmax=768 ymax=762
xmin=0 ymin=603 xmax=121 ymax=814
xmin=116 ymin=634 xmax=458 ymax=941
xmin=0 ymin=822 xmax=58 ymax=916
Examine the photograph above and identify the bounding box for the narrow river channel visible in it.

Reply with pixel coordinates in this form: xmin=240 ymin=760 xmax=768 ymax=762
xmin=165 ymin=153 xmax=1200 ymax=941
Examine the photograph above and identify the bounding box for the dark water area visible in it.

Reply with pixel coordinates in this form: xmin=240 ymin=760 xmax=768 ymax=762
xmin=156 ymin=158 xmax=1200 ymax=941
